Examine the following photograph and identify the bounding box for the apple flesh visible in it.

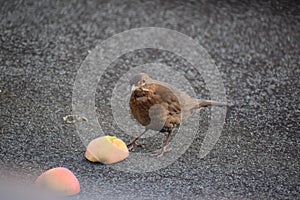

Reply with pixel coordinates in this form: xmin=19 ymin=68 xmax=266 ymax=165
xmin=85 ymin=136 xmax=129 ymax=164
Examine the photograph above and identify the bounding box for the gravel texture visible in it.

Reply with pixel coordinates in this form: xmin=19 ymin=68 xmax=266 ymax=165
xmin=0 ymin=0 xmax=299 ymax=199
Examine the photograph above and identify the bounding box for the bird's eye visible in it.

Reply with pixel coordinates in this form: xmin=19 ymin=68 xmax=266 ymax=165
xmin=142 ymin=80 xmax=146 ymax=83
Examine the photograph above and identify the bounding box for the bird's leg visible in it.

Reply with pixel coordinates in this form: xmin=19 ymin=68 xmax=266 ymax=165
xmin=127 ymin=129 xmax=148 ymax=150
xmin=151 ymin=130 xmax=172 ymax=157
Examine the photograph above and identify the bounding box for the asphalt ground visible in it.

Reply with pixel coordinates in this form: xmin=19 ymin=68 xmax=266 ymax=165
xmin=0 ymin=0 xmax=299 ymax=199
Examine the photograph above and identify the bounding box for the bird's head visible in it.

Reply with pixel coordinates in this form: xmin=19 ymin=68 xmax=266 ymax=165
xmin=130 ymin=73 xmax=151 ymax=91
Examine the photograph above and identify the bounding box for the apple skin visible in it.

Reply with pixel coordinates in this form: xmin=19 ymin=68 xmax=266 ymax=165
xmin=35 ymin=167 xmax=80 ymax=196
xmin=85 ymin=136 xmax=129 ymax=164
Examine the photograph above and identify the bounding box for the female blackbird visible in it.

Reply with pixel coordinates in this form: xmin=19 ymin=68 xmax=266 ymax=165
xmin=128 ymin=73 xmax=228 ymax=157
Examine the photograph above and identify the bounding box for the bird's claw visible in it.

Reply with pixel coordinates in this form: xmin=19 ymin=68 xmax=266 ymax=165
xmin=150 ymin=146 xmax=172 ymax=157
xmin=127 ymin=142 xmax=144 ymax=151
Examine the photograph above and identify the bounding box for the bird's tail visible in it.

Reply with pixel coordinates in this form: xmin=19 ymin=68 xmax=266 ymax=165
xmin=197 ymin=100 xmax=230 ymax=108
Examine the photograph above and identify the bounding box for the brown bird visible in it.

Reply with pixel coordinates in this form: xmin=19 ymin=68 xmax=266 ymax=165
xmin=128 ymin=73 xmax=228 ymax=157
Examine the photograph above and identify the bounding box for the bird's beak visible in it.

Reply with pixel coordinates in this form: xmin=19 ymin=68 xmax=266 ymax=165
xmin=131 ymin=85 xmax=138 ymax=92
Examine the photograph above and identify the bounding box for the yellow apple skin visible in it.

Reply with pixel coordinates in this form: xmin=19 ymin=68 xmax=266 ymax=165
xmin=35 ymin=167 xmax=80 ymax=196
xmin=85 ymin=136 xmax=129 ymax=164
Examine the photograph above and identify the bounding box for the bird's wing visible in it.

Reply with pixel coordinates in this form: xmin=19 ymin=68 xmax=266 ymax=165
xmin=145 ymin=83 xmax=182 ymax=114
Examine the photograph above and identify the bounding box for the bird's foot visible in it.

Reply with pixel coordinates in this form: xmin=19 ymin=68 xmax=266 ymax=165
xmin=127 ymin=141 xmax=144 ymax=151
xmin=150 ymin=146 xmax=172 ymax=157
